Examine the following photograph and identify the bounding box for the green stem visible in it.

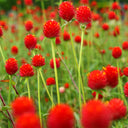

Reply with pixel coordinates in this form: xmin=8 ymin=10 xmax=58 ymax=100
xmin=51 ymin=40 xmax=60 ymax=104
xmin=41 ymin=0 xmax=46 ymax=22
xmin=0 ymin=45 xmax=5 ymax=64
xmin=26 ymin=78 xmax=30 ymax=98
xmin=51 ymin=86 xmax=54 ymax=107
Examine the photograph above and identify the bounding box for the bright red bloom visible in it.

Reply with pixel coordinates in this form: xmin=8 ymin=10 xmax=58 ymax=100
xmin=50 ymin=58 xmax=60 ymax=69
xmin=104 ymin=65 xmax=118 ymax=88
xmin=80 ymin=0 xmax=89 ymax=4
xmin=47 ymin=104 xmax=75 ymax=128
xmin=112 ymin=47 xmax=122 ymax=59
xmin=81 ymin=100 xmax=111 ymax=128
xmin=24 ymin=0 xmax=33 ymax=6
xmin=74 ymin=35 xmax=81 ymax=43
xmin=25 ymin=20 xmax=33 ymax=31
xmin=43 ymin=20 xmax=60 ymax=38
xmin=64 ymin=83 xmax=70 ymax=88
xmin=122 ymin=41 xmax=128 ymax=50
xmin=11 ymin=46 xmax=18 ymax=55
xmin=113 ymin=26 xmax=120 ymax=37
xmin=46 ymin=77 xmax=55 ymax=85
xmin=108 ymin=98 xmax=127 ymax=120
xmin=124 ymin=82 xmax=128 ymax=97
xmin=124 ymin=4 xmax=128 ymax=11
xmin=76 ymin=6 xmax=91 ymax=24
xmin=15 ymin=113 xmax=41 ymax=128
xmin=24 ymin=34 xmax=37 ymax=50
xmin=5 ymin=58 xmax=18 ymax=75
xmin=123 ymin=67 xmax=128 ymax=76
xmin=35 ymin=44 xmax=42 ymax=50
xmin=88 ymin=70 xmax=107 ymax=90
xmin=11 ymin=96 xmax=35 ymax=118
xmin=100 ymin=49 xmax=106 ymax=55
xmin=108 ymin=11 xmax=116 ymax=20
xmin=55 ymin=37 xmax=61 ymax=45
xmin=102 ymin=23 xmax=109 ymax=31
xmin=20 ymin=64 xmax=34 ymax=77
xmin=63 ymin=31 xmax=70 ymax=41
xmin=59 ymin=1 xmax=75 ymax=22
xmin=112 ymin=2 xmax=120 ymax=10
xmin=0 ymin=26 xmax=3 ymax=37
xmin=91 ymin=1 xmax=97 ymax=7
xmin=92 ymin=13 xmax=100 ymax=21
xmin=94 ymin=32 xmax=100 ymax=38
xmin=32 ymin=54 xmax=45 ymax=67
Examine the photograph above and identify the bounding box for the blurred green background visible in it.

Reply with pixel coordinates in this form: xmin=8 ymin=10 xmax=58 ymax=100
xmin=0 ymin=0 xmax=128 ymax=11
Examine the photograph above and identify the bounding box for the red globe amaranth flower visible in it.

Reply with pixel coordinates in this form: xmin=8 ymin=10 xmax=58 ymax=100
xmin=91 ymin=1 xmax=97 ymax=7
xmin=24 ymin=34 xmax=37 ymax=50
xmin=108 ymin=98 xmax=127 ymax=120
xmin=108 ymin=11 xmax=116 ymax=20
xmin=112 ymin=47 xmax=122 ymax=59
xmin=123 ymin=67 xmax=128 ymax=77
xmin=102 ymin=23 xmax=109 ymax=31
xmin=11 ymin=96 xmax=35 ymax=118
xmin=32 ymin=54 xmax=45 ymax=67
xmin=74 ymin=35 xmax=81 ymax=43
xmin=124 ymin=82 xmax=128 ymax=97
xmin=25 ymin=20 xmax=33 ymax=31
xmin=112 ymin=2 xmax=120 ymax=10
xmin=0 ymin=26 xmax=3 ymax=37
xmin=24 ymin=0 xmax=33 ymax=6
xmin=15 ymin=113 xmax=41 ymax=128
xmin=124 ymin=4 xmax=128 ymax=11
xmin=50 ymin=58 xmax=60 ymax=69
xmin=80 ymin=0 xmax=89 ymax=4
xmin=63 ymin=31 xmax=70 ymax=41
xmin=94 ymin=32 xmax=100 ymax=38
xmin=11 ymin=46 xmax=18 ymax=55
xmin=76 ymin=6 xmax=91 ymax=24
xmin=20 ymin=64 xmax=34 ymax=77
xmin=5 ymin=58 xmax=18 ymax=75
xmin=92 ymin=13 xmax=100 ymax=21
xmin=35 ymin=44 xmax=42 ymax=50
xmin=43 ymin=20 xmax=60 ymax=38
xmin=59 ymin=1 xmax=75 ymax=22
xmin=81 ymin=100 xmax=111 ymax=128
xmin=47 ymin=104 xmax=75 ymax=128
xmin=92 ymin=92 xmax=103 ymax=99
xmin=113 ymin=26 xmax=120 ymax=37
xmin=104 ymin=65 xmax=118 ymax=88
xmin=88 ymin=70 xmax=107 ymax=90
xmin=46 ymin=77 xmax=55 ymax=85
xmin=55 ymin=37 xmax=61 ymax=45
xmin=64 ymin=83 xmax=70 ymax=88
xmin=122 ymin=41 xmax=128 ymax=50
xmin=100 ymin=49 xmax=106 ymax=55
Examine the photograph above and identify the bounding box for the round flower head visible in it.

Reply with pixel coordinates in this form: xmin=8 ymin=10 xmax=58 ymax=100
xmin=47 ymin=104 xmax=75 ymax=128
xmin=81 ymin=100 xmax=111 ymax=128
xmin=24 ymin=0 xmax=33 ymax=6
xmin=50 ymin=58 xmax=60 ymax=69
xmin=46 ymin=77 xmax=55 ymax=86
xmin=15 ymin=113 xmax=41 ymax=128
xmin=80 ymin=0 xmax=89 ymax=4
xmin=124 ymin=4 xmax=128 ymax=11
xmin=59 ymin=1 xmax=75 ymax=22
xmin=43 ymin=20 xmax=60 ymax=38
xmin=108 ymin=98 xmax=127 ymax=120
xmin=63 ymin=31 xmax=70 ymax=41
xmin=102 ymin=23 xmax=109 ymax=31
xmin=25 ymin=20 xmax=33 ymax=31
xmin=112 ymin=2 xmax=120 ymax=10
xmin=123 ymin=67 xmax=128 ymax=77
xmin=11 ymin=96 xmax=36 ymax=118
xmin=91 ymin=1 xmax=97 ymax=7
xmin=112 ymin=46 xmax=122 ymax=59
xmin=20 ymin=64 xmax=34 ymax=77
xmin=88 ymin=70 xmax=107 ymax=90
xmin=75 ymin=35 xmax=81 ymax=43
xmin=32 ymin=54 xmax=45 ymax=67
xmin=76 ymin=6 xmax=91 ymax=24
xmin=108 ymin=11 xmax=116 ymax=20
xmin=5 ymin=58 xmax=18 ymax=75
xmin=124 ymin=82 xmax=128 ymax=97
xmin=122 ymin=41 xmax=128 ymax=50
xmin=0 ymin=26 xmax=3 ymax=37
xmin=94 ymin=32 xmax=100 ymax=38
xmin=55 ymin=37 xmax=61 ymax=45
xmin=11 ymin=46 xmax=18 ymax=55
xmin=24 ymin=34 xmax=37 ymax=50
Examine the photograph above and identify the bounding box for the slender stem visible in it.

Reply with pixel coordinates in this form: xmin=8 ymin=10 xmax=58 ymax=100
xmin=39 ymin=69 xmax=54 ymax=105
xmin=51 ymin=40 xmax=60 ymax=104
xmin=0 ymin=45 xmax=5 ymax=64
xmin=26 ymin=78 xmax=30 ymax=98
xmin=41 ymin=0 xmax=46 ymax=22
xmin=51 ymin=86 xmax=54 ymax=107
xmin=0 ymin=111 xmax=10 ymax=120
xmin=8 ymin=75 xmax=12 ymax=105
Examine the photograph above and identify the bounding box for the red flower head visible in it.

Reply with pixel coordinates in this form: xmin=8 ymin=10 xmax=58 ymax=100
xmin=11 ymin=96 xmax=35 ymax=118
xmin=35 ymin=44 xmax=42 ymax=50
xmin=25 ymin=20 xmax=33 ymax=31
xmin=15 ymin=113 xmax=41 ymax=128
xmin=124 ymin=82 xmax=128 ymax=97
xmin=112 ymin=2 xmax=120 ymax=10
xmin=74 ymin=35 xmax=81 ymax=43
xmin=102 ymin=23 xmax=109 ymax=31
xmin=103 ymin=65 xmax=118 ymax=88
xmin=108 ymin=98 xmax=127 ymax=120
xmin=55 ymin=37 xmax=61 ymax=45
xmin=100 ymin=49 xmax=106 ymax=55
xmin=122 ymin=41 xmax=128 ymax=50
xmin=50 ymin=58 xmax=60 ymax=69
xmin=113 ymin=26 xmax=120 ymax=37
xmin=43 ymin=20 xmax=60 ymax=38
xmin=64 ymin=83 xmax=70 ymax=88
xmin=32 ymin=54 xmax=45 ymax=67
xmin=80 ymin=0 xmax=89 ymax=4
xmin=59 ymin=1 xmax=75 ymax=22
xmin=88 ymin=70 xmax=107 ymax=90
xmin=112 ymin=46 xmax=122 ymax=59
xmin=47 ymin=104 xmax=75 ymax=128
xmin=24 ymin=0 xmax=33 ymax=6
xmin=94 ymin=32 xmax=100 ymax=38
xmin=0 ymin=26 xmax=3 ymax=37
xmin=92 ymin=13 xmax=100 ymax=21
xmin=124 ymin=4 xmax=128 ymax=11
xmin=46 ymin=77 xmax=55 ymax=85
xmin=20 ymin=64 xmax=34 ymax=77
xmin=76 ymin=6 xmax=91 ymax=24
xmin=5 ymin=58 xmax=18 ymax=75
xmin=123 ymin=67 xmax=128 ymax=77
xmin=81 ymin=100 xmax=111 ymax=128
xmin=11 ymin=46 xmax=18 ymax=55
xmin=63 ymin=31 xmax=70 ymax=41
xmin=108 ymin=11 xmax=116 ymax=20
xmin=91 ymin=1 xmax=97 ymax=7
xmin=24 ymin=34 xmax=37 ymax=50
